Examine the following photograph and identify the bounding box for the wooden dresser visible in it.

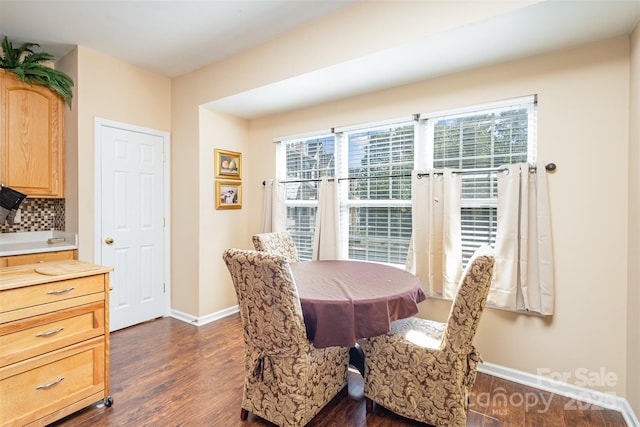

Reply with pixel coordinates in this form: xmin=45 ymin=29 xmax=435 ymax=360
xmin=0 ymin=260 xmax=113 ymax=426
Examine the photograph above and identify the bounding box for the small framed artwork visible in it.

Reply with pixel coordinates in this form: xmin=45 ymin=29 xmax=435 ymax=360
xmin=216 ymin=181 xmax=242 ymax=210
xmin=214 ymin=149 xmax=242 ymax=180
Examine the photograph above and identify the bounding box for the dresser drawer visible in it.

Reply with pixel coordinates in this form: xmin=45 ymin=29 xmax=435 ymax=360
xmin=4 ymin=251 xmax=77 ymax=267
xmin=0 ymin=302 xmax=105 ymax=367
xmin=0 ymin=275 xmax=105 ymax=323
xmin=0 ymin=337 xmax=105 ymax=427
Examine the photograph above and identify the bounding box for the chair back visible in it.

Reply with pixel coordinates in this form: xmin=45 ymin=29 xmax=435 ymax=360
xmin=252 ymin=232 xmax=299 ymax=262
xmin=223 ymin=248 xmax=308 ymax=356
xmin=442 ymin=246 xmax=495 ymax=354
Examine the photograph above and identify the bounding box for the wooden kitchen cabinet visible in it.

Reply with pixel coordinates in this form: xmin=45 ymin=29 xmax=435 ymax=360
xmin=0 ymin=72 xmax=65 ymax=198
xmin=1 ymin=249 xmax=77 ymax=267
xmin=0 ymin=260 xmax=113 ymax=426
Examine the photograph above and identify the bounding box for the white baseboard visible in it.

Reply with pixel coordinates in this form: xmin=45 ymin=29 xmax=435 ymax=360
xmin=170 ymin=305 xmax=239 ymax=326
xmin=478 ymin=362 xmax=639 ymax=427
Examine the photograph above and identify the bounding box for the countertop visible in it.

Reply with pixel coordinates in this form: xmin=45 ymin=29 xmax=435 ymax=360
xmin=0 ymin=259 xmax=113 ymax=291
xmin=0 ymin=231 xmax=78 ymax=257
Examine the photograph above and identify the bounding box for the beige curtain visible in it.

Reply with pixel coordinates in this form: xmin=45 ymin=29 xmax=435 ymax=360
xmin=490 ymin=163 xmax=554 ymax=315
xmin=262 ymin=179 xmax=287 ymax=233
xmin=312 ymin=177 xmax=341 ymax=260
xmin=407 ymin=169 xmax=462 ymax=297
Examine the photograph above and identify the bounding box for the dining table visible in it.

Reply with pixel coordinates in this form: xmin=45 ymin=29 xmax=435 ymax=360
xmin=290 ymin=259 xmax=427 ymax=375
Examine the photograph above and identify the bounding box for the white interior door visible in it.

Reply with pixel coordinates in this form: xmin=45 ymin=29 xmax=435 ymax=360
xmin=97 ymin=121 xmax=168 ymax=331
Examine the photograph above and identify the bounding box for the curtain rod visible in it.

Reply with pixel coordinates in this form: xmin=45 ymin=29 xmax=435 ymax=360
xmin=416 ymin=162 xmax=556 ymax=179
xmin=262 ymin=175 xmax=400 ymax=185
xmin=262 ymin=163 xmax=556 ymax=186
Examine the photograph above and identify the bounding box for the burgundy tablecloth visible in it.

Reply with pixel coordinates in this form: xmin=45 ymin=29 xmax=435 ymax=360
xmin=290 ymin=260 xmax=426 ymax=348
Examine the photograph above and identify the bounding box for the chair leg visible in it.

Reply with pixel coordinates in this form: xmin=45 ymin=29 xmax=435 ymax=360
xmin=240 ymin=408 xmax=248 ymax=420
xmin=365 ymin=397 xmax=374 ymax=413
xmin=349 ymin=343 xmax=365 ymax=378
xmin=340 ymin=384 xmax=349 ymax=397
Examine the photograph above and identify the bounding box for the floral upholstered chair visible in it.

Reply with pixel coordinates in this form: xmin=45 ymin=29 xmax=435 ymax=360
xmin=222 ymin=248 xmax=349 ymax=427
xmin=359 ymin=246 xmax=495 ymax=427
xmin=252 ymin=232 xmax=299 ymax=262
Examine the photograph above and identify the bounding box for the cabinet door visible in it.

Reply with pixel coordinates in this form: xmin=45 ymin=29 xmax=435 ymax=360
xmin=0 ymin=74 xmax=65 ymax=197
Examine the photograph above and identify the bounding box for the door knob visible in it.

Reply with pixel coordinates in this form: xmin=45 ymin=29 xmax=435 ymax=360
xmin=105 ymin=237 xmax=114 ymax=245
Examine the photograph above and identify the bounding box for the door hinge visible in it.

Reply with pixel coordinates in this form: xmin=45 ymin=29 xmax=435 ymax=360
xmin=163 ymin=218 xmax=166 ymax=228
xmin=163 ymin=151 xmax=166 ymax=162
xmin=163 ymin=283 xmax=166 ymax=293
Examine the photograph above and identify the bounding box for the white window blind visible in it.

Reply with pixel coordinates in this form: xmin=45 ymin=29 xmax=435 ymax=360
xmin=343 ymin=122 xmax=414 ymax=264
xmin=282 ymin=135 xmax=335 ymax=260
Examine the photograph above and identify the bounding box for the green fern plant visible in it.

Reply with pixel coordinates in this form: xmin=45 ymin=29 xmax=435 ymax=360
xmin=0 ymin=36 xmax=74 ymax=108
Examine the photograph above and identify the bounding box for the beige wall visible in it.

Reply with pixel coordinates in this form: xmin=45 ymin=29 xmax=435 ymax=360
xmin=174 ymin=0 xmax=535 ymax=107
xmin=167 ymin=79 xmax=200 ymax=314
xmin=247 ymin=37 xmax=631 ymax=396
xmin=168 ymin=94 xmax=251 ymax=318
xmin=197 ymin=108 xmax=249 ymax=316
xmin=56 ymin=49 xmax=78 ymax=234
xmin=627 ymin=22 xmax=640 ymax=415
xmin=59 ymin=46 xmax=171 ymax=262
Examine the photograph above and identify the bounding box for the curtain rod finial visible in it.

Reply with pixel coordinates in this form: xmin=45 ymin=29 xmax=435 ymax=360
xmin=545 ymin=163 xmax=556 ymax=172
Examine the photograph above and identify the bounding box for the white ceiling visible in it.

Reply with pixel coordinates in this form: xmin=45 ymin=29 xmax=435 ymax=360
xmin=1 ymin=0 xmax=639 ymax=119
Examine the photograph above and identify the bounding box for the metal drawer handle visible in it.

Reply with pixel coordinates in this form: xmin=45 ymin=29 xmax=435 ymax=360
xmin=36 ymin=327 xmax=64 ymax=337
xmin=47 ymin=287 xmax=75 ymax=295
xmin=36 ymin=377 xmax=64 ymax=390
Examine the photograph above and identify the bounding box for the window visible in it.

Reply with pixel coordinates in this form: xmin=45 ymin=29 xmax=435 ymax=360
xmin=278 ymin=96 xmax=536 ymax=265
xmin=343 ymin=123 xmax=414 ymax=264
xmin=423 ymin=96 xmax=536 ymax=262
xmin=281 ymin=135 xmax=335 ymax=260
xmin=280 ymin=120 xmax=415 ymax=264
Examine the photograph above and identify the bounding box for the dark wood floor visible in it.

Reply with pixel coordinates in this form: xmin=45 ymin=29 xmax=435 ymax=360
xmin=51 ymin=314 xmax=627 ymax=427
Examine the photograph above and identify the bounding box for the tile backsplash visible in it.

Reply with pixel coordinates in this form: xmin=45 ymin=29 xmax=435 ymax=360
xmin=0 ymin=198 xmax=65 ymax=233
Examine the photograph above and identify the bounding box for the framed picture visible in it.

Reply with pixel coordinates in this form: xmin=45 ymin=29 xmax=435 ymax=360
xmin=216 ymin=181 xmax=242 ymax=209
xmin=214 ymin=149 xmax=242 ymax=180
